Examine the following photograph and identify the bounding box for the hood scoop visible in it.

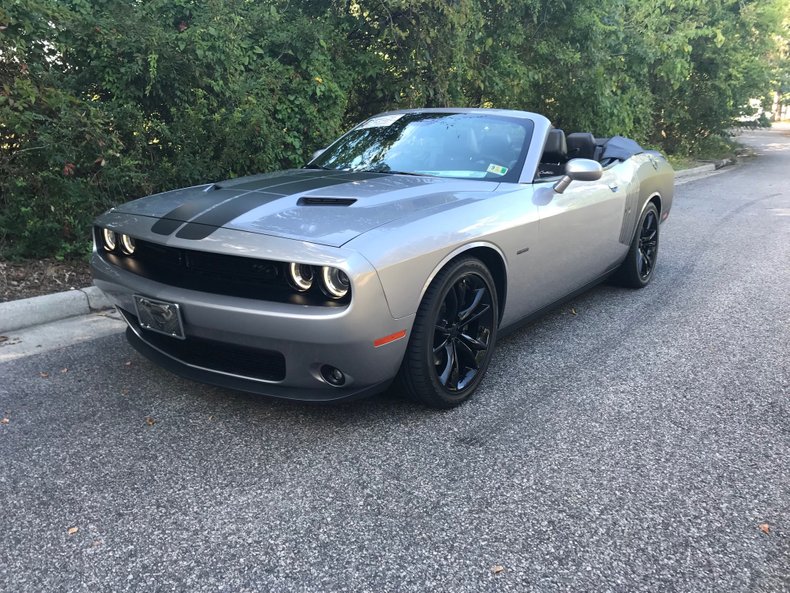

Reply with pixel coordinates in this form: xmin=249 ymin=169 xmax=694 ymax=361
xmin=297 ymin=197 xmax=357 ymax=206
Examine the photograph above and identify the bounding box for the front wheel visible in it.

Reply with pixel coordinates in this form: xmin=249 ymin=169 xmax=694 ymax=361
xmin=613 ymin=202 xmax=660 ymax=288
xmin=397 ymin=257 xmax=498 ymax=408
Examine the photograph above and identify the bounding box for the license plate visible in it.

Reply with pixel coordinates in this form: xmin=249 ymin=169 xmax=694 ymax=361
xmin=133 ymin=295 xmax=185 ymax=339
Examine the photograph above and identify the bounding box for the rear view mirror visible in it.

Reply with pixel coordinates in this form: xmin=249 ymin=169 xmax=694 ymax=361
xmin=311 ymin=148 xmax=326 ymax=161
xmin=554 ymin=158 xmax=603 ymax=193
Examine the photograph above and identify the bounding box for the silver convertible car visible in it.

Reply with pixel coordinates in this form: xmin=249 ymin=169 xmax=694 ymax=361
xmin=91 ymin=109 xmax=673 ymax=408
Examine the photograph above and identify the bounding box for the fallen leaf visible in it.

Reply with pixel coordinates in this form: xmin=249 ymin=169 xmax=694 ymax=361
xmin=39 ymin=371 xmax=49 ymax=378
xmin=0 ymin=417 xmax=9 ymax=425
xmin=759 ymin=523 xmax=770 ymax=534
xmin=61 ymin=368 xmax=69 ymax=373
xmin=124 ymin=361 xmax=132 ymax=367
xmin=570 ymin=308 xmax=577 ymax=315
xmin=492 ymin=565 xmax=505 ymax=574
xmin=0 ymin=336 xmax=7 ymax=343
xmin=145 ymin=416 xmax=156 ymax=426
xmin=121 ymin=388 xmax=129 ymax=396
xmin=67 ymin=527 xmax=79 ymax=535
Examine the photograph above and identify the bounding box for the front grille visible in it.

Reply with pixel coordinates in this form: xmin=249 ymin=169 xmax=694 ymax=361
xmin=95 ymin=229 xmax=349 ymax=306
xmin=124 ymin=310 xmax=286 ymax=382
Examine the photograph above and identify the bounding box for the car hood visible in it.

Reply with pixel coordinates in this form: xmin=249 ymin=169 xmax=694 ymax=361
xmin=115 ymin=170 xmax=500 ymax=247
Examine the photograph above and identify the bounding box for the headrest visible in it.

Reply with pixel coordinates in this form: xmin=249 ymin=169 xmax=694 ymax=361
xmin=566 ymin=132 xmax=596 ymax=160
xmin=542 ymin=129 xmax=567 ymax=162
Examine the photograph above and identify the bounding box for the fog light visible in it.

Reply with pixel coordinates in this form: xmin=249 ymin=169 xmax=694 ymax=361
xmin=320 ymin=365 xmax=346 ymax=386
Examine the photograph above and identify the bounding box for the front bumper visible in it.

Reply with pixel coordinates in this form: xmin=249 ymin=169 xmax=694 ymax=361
xmin=91 ymin=251 xmax=413 ymax=402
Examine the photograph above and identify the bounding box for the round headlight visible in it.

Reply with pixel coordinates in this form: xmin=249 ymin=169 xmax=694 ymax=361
xmin=102 ymin=228 xmax=117 ymax=252
xmin=320 ymin=266 xmax=350 ymax=299
xmin=119 ymin=234 xmax=136 ymax=255
xmin=288 ymin=262 xmax=314 ymax=292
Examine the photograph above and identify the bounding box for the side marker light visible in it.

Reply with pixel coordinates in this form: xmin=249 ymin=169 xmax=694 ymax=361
xmin=373 ymin=330 xmax=407 ymax=348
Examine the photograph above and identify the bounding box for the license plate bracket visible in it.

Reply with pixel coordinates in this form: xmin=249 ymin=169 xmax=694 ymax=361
xmin=133 ymin=295 xmax=185 ymax=340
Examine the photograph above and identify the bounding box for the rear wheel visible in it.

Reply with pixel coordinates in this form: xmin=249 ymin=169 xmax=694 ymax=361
xmin=398 ymin=257 xmax=498 ymax=408
xmin=614 ymin=202 xmax=660 ymax=288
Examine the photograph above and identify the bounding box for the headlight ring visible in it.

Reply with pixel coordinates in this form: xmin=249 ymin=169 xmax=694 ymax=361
xmin=102 ymin=228 xmax=117 ymax=252
xmin=119 ymin=234 xmax=136 ymax=255
xmin=288 ymin=262 xmax=315 ymax=292
xmin=320 ymin=266 xmax=350 ymax=299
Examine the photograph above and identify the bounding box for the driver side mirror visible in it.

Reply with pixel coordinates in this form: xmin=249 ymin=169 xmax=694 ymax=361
xmin=553 ymin=158 xmax=603 ymax=193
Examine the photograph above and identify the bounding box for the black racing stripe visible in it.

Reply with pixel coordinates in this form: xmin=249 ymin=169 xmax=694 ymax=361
xmin=227 ymin=175 xmax=359 ymax=194
xmin=263 ymin=176 xmax=362 ymax=195
xmin=153 ymin=193 xmax=230 ymax=228
xmin=172 ymin=172 xmax=386 ymax=240
xmin=151 ymin=218 xmax=184 ymax=235
xmin=173 ymin=222 xmax=218 ymax=241
xmin=175 ymin=192 xmax=283 ymax=238
xmin=220 ymin=171 xmax=331 ymax=191
xmin=219 ymin=170 xmax=383 ymax=192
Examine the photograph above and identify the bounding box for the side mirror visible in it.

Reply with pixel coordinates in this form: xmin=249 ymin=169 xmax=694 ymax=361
xmin=553 ymin=158 xmax=603 ymax=193
xmin=311 ymin=148 xmax=326 ymax=161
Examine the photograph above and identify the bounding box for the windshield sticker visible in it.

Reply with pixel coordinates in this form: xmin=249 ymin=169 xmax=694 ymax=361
xmin=357 ymin=114 xmax=405 ymax=129
xmin=487 ymin=164 xmax=508 ymax=176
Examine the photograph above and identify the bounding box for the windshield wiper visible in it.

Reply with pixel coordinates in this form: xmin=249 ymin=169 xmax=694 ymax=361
xmin=303 ymin=163 xmax=332 ymax=170
xmin=364 ymin=168 xmax=431 ymax=177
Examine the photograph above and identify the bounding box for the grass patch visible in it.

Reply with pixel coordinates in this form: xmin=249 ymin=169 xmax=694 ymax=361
xmin=666 ymin=134 xmax=742 ymax=170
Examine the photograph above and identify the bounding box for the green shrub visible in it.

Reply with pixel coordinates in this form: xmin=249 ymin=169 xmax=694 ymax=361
xmin=1 ymin=0 xmax=787 ymax=258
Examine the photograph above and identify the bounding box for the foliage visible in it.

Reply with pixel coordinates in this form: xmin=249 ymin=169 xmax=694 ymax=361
xmin=1 ymin=0 xmax=787 ymax=257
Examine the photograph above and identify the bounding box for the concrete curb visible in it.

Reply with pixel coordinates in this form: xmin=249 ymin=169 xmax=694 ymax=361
xmin=0 ymin=286 xmax=111 ymax=333
xmin=675 ymin=158 xmax=736 ymax=180
xmin=675 ymin=163 xmax=715 ymax=179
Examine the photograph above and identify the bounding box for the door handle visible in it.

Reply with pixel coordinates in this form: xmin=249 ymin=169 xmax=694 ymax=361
xmin=608 ymin=184 xmax=619 ymax=192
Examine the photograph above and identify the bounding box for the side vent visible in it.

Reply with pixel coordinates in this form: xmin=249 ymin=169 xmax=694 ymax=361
xmin=297 ymin=197 xmax=357 ymax=206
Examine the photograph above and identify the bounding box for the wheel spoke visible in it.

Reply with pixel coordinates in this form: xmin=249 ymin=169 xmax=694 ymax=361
xmin=456 ymin=339 xmax=479 ymax=370
xmin=460 ymin=332 xmax=488 ymax=351
xmin=450 ymin=341 xmax=461 ymax=388
xmin=458 ymin=287 xmax=486 ymax=321
xmin=433 ymin=337 xmax=449 ymax=355
xmin=437 ymin=342 xmax=454 ymax=386
xmin=445 ymin=285 xmax=459 ymax=321
xmin=458 ymin=303 xmax=491 ymax=329
xmin=643 ymin=250 xmax=653 ymax=272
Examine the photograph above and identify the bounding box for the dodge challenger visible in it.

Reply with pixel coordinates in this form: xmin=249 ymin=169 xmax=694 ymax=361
xmin=91 ymin=108 xmax=673 ymax=408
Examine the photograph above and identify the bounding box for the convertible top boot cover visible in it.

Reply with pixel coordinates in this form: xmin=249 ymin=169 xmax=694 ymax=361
xmin=601 ymin=136 xmax=644 ymax=161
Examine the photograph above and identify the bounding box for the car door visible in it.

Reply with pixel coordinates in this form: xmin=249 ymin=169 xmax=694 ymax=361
xmin=528 ymin=165 xmax=629 ymax=307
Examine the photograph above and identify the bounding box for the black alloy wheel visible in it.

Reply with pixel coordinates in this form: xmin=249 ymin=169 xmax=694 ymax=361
xmin=613 ymin=202 xmax=660 ymax=288
xmin=637 ymin=208 xmax=659 ymax=281
xmin=398 ymin=257 xmax=498 ymax=408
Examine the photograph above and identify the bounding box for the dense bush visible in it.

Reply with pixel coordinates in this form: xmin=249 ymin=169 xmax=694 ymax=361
xmin=1 ymin=0 xmax=787 ymax=258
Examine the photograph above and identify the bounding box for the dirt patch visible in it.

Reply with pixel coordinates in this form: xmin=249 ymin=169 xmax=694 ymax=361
xmin=0 ymin=258 xmax=93 ymax=302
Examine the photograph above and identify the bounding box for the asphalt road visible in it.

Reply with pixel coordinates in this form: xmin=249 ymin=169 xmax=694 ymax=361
xmin=1 ymin=127 xmax=788 ymax=593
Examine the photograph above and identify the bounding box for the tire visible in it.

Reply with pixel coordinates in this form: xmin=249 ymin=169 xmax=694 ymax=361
xmin=613 ymin=202 xmax=660 ymax=288
xmin=397 ymin=257 xmax=499 ymax=408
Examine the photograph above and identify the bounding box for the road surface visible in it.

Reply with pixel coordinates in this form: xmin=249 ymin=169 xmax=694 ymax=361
xmin=1 ymin=127 xmax=788 ymax=592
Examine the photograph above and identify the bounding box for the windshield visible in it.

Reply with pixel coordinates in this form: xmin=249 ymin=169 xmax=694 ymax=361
xmin=309 ymin=112 xmax=533 ymax=183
